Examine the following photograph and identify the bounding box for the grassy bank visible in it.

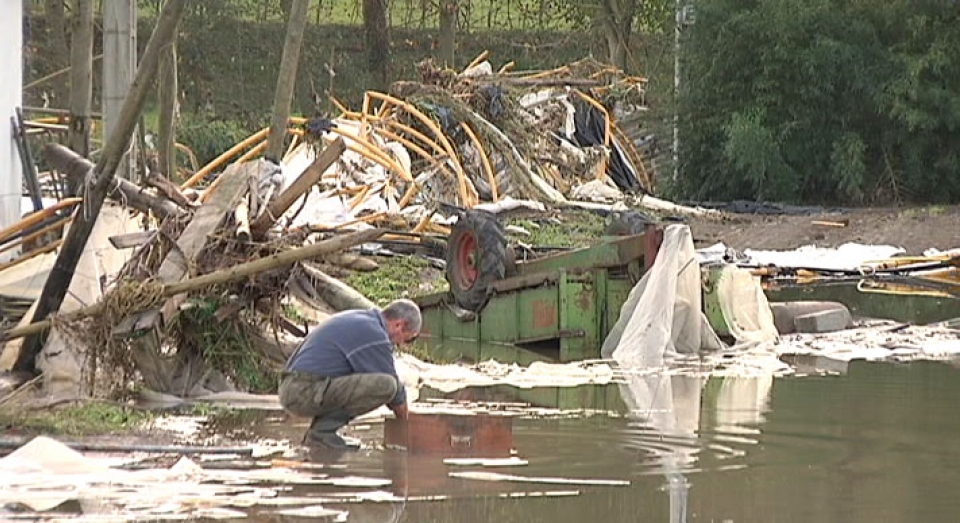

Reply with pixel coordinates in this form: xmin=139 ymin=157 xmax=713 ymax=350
xmin=0 ymin=402 xmax=155 ymax=437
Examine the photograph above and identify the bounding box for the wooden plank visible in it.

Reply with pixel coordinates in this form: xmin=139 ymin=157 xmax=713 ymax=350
xmin=108 ymin=230 xmax=157 ymax=249
xmin=117 ymin=161 xmax=254 ymax=335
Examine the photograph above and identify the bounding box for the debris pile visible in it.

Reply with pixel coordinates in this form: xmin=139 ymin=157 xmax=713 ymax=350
xmin=0 ymin=55 xmax=683 ymax=400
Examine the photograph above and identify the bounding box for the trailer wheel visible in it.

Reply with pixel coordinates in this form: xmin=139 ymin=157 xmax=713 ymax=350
xmin=445 ymin=210 xmax=507 ymax=311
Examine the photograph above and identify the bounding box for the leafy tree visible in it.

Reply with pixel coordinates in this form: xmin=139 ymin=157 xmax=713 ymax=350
xmin=677 ymin=0 xmax=960 ymax=204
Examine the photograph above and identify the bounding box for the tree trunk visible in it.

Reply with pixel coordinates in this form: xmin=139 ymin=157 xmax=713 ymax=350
xmin=15 ymin=0 xmax=188 ymax=374
xmin=45 ymin=0 xmax=69 ymax=104
xmin=265 ymin=0 xmax=311 ymax=163
xmin=67 ymin=0 xmax=95 ymax=178
xmin=157 ymin=0 xmax=181 ymax=179
xmin=363 ymin=0 xmax=390 ymax=89
xmin=439 ymin=0 xmax=458 ymax=67
xmin=600 ymin=0 xmax=636 ymax=70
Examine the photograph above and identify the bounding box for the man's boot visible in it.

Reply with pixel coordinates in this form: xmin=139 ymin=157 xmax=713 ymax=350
xmin=303 ymin=412 xmax=360 ymax=450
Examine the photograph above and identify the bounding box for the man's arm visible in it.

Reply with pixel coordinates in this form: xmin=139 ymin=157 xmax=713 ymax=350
xmin=390 ymin=402 xmax=409 ymax=420
xmin=344 ymin=340 xmax=407 ymax=406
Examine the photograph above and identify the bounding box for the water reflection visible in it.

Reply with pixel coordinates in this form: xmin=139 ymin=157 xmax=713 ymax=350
xmin=618 ymin=372 xmax=773 ymax=523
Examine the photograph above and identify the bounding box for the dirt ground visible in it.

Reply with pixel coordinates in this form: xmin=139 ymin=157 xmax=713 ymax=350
xmin=686 ymin=204 xmax=960 ymax=254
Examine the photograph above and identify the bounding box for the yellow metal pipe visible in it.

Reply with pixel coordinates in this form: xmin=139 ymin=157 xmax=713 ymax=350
xmin=329 ymin=96 xmax=351 ymax=117
xmin=465 ymin=50 xmax=490 ymax=71
xmin=460 ymin=122 xmax=498 ymax=202
xmin=365 ymin=92 xmax=468 ymax=204
xmin=328 ymin=127 xmax=413 ymax=182
xmin=397 ymin=182 xmax=421 ymax=209
xmin=284 ymin=132 xmax=301 ymax=162
xmin=0 ymin=198 xmax=82 ymax=246
xmin=199 ymin=141 xmax=268 ymax=203
xmin=523 ymin=65 xmax=569 ymax=80
xmin=412 ymin=209 xmax=435 ymax=233
xmin=0 ymin=215 xmax=71 ymax=257
xmin=332 ymin=211 xmax=387 ymax=229
xmin=180 ymin=127 xmax=269 ymax=190
xmin=385 ymin=120 xmax=448 ymax=161
xmin=237 ymin=140 xmax=268 ymax=163
xmin=376 ymin=100 xmax=393 ymax=118
xmin=376 ymin=128 xmax=456 ymax=181
xmin=348 ymin=185 xmax=371 ymax=210
xmin=0 ymin=239 xmax=64 ymax=273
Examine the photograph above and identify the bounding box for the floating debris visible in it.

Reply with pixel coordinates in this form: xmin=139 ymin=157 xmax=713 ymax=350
xmin=448 ymin=470 xmax=630 ymax=486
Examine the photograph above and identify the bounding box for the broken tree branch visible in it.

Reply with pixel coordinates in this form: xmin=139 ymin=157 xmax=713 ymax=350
xmin=0 ymin=228 xmax=386 ymax=343
xmin=45 ymin=143 xmax=187 ymax=220
xmin=235 ymin=196 xmax=251 ymax=242
xmin=299 ymin=261 xmax=376 ymax=311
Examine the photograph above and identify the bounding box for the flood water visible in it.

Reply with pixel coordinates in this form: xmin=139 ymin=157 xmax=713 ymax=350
xmin=202 ymin=284 xmax=960 ymax=523
xmin=221 ymin=358 xmax=960 ymax=523
xmin=9 ymin=282 xmax=958 ymax=522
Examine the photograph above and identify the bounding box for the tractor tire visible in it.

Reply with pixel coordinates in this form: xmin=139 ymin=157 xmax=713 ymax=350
xmin=445 ymin=210 xmax=508 ymax=311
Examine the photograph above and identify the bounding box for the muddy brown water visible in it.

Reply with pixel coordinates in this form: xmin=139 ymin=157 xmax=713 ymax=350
xmin=204 ymin=359 xmax=960 ymax=523
xmin=204 ymin=287 xmax=960 ymax=522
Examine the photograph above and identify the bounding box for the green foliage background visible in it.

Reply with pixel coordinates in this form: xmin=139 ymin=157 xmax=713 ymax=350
xmin=677 ymin=0 xmax=960 ymax=205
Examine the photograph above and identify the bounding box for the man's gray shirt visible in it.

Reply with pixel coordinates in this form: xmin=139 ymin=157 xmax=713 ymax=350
xmin=284 ymin=309 xmax=406 ymax=406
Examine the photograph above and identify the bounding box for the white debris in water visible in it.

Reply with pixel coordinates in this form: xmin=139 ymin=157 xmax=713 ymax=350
xmin=319 ymin=476 xmax=393 ymax=488
xmin=249 ymin=438 xmax=292 ymax=458
xmin=449 ymin=471 xmax=630 ymax=486
xmin=275 ymin=505 xmax=349 ymax=520
xmin=0 ymin=437 xmax=388 ymax=519
xmin=396 ymin=353 xmax=617 ymax=393
xmin=193 ymin=507 xmax=249 ymax=519
xmin=443 ymin=457 xmax=529 ymax=467
xmin=497 ymin=490 xmax=581 ymax=498
xmin=775 ymin=321 xmax=960 ymax=363
xmin=147 ymin=415 xmax=207 ymax=440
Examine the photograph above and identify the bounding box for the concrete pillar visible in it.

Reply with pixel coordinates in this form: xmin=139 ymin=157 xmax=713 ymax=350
xmin=0 ymin=0 xmax=23 ymax=258
xmin=102 ymin=0 xmax=138 ymax=180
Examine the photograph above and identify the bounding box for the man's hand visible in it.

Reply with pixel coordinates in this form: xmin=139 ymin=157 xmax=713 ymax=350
xmin=390 ymin=402 xmax=409 ymax=420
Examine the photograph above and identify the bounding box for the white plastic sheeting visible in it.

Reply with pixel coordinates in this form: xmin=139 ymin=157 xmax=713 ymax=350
xmin=0 ymin=0 xmax=22 ymax=247
xmin=601 ymin=224 xmax=723 ymax=367
xmin=36 ymin=203 xmax=140 ymax=398
xmin=698 ymin=242 xmax=906 ymax=272
xmin=714 ymin=265 xmax=779 ymax=346
xmin=0 ymin=436 xmax=356 ymax=519
xmin=278 ymin=120 xmax=414 ymax=230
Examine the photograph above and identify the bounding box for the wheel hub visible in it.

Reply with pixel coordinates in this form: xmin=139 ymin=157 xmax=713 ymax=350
xmin=454 ymin=231 xmax=479 ymax=290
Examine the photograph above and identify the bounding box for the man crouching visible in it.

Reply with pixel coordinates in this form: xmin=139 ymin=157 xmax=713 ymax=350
xmin=279 ymin=299 xmax=421 ymax=450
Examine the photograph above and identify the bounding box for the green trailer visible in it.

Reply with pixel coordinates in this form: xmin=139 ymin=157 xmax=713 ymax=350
xmin=413 ymin=210 xmax=663 ymax=364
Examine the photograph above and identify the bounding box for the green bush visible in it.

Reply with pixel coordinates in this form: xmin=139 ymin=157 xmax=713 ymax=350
xmin=176 ymin=115 xmax=255 ymax=175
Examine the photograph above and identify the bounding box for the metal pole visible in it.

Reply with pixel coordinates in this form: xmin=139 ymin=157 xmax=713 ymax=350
xmin=103 ymin=0 xmax=138 ymax=180
xmin=673 ymin=0 xmax=681 ymax=183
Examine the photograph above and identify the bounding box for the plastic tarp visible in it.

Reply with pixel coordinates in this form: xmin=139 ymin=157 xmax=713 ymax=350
xmin=570 ymin=98 xmax=640 ymax=193
xmin=36 ymin=204 xmax=140 ymax=398
xmin=714 ymin=265 xmax=779 ymax=346
xmin=601 ymin=224 xmax=723 ymax=367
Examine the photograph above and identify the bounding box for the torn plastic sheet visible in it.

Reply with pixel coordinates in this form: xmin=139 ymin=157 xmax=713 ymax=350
xmin=396 ymin=354 xmax=617 ymax=396
xmin=444 ymin=457 xmax=529 ymax=467
xmin=774 ymin=320 xmax=960 ymax=363
xmin=0 ymin=436 xmax=385 ymax=519
xmin=449 ymin=471 xmax=630 ymax=487
xmin=697 ymin=242 xmax=906 ymax=272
